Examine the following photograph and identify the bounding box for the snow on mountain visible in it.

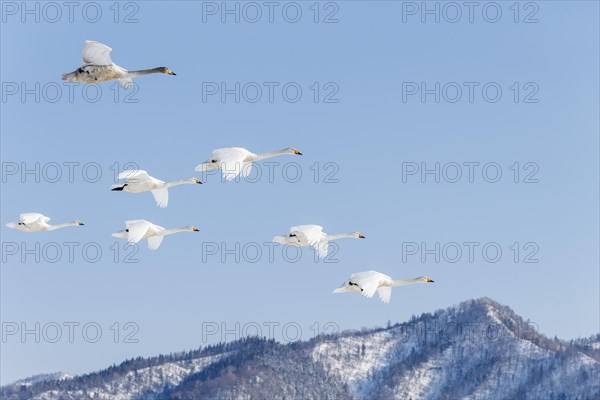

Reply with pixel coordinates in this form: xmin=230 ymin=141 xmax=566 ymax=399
xmin=2 ymin=298 xmax=598 ymax=400
xmin=8 ymin=373 xmax=73 ymax=388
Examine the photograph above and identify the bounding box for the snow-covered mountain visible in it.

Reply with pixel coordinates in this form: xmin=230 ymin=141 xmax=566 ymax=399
xmin=3 ymin=298 xmax=599 ymax=400
xmin=6 ymin=373 xmax=73 ymax=388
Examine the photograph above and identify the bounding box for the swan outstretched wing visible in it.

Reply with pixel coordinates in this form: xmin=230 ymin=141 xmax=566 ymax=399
xmin=151 ymin=189 xmax=169 ymax=208
xmin=213 ymin=147 xmax=250 ymax=181
xmin=124 ymin=220 xmax=152 ymax=244
xmin=82 ymin=40 xmax=113 ymax=66
xmin=290 ymin=225 xmax=324 ymax=246
xmin=377 ymin=287 xmax=392 ymax=303
xmin=350 ymin=271 xmax=385 ymax=299
xmin=314 ymin=241 xmax=329 ymax=259
xmin=118 ymin=170 xmax=152 ymax=182
xmin=240 ymin=163 xmax=253 ymax=178
xmin=19 ymin=213 xmax=49 ymax=224
xmin=125 ymin=219 xmax=149 ymax=228
xmin=147 ymin=235 xmax=164 ymax=250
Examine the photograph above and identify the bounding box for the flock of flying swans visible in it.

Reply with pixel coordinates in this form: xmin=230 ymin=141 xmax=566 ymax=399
xmin=6 ymin=40 xmax=435 ymax=303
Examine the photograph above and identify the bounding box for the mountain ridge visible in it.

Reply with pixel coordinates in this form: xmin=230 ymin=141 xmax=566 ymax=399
xmin=3 ymin=297 xmax=599 ymax=400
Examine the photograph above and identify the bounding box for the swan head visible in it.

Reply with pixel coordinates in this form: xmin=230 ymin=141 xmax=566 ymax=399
xmin=158 ymin=67 xmax=176 ymax=75
xmin=354 ymin=232 xmax=366 ymax=239
xmin=194 ymin=178 xmax=202 ymax=184
xmin=187 ymin=226 xmax=200 ymax=232
xmin=418 ymin=276 xmax=434 ymax=283
xmin=286 ymin=147 xmax=302 ymax=155
xmin=75 ymin=221 xmax=85 ymax=226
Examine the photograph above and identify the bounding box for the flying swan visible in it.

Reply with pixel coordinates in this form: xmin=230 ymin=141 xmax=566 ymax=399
xmin=195 ymin=147 xmax=302 ymax=181
xmin=6 ymin=213 xmax=84 ymax=232
xmin=111 ymin=170 xmax=202 ymax=208
xmin=333 ymin=270 xmax=434 ymax=303
xmin=62 ymin=40 xmax=176 ymax=89
xmin=273 ymin=224 xmax=365 ymax=259
xmin=112 ymin=220 xmax=199 ymax=250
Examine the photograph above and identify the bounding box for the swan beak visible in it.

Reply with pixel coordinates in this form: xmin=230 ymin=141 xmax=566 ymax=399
xmin=192 ymin=228 xmax=200 ymax=232
xmin=294 ymin=149 xmax=302 ymax=155
xmin=194 ymin=179 xmax=203 ymax=184
xmin=426 ymin=277 xmax=434 ymax=283
xmin=358 ymin=233 xmax=366 ymax=239
xmin=78 ymin=222 xmax=85 ymax=226
xmin=167 ymin=69 xmax=176 ymax=75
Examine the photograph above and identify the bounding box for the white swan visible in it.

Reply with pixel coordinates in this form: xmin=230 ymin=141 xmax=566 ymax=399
xmin=111 ymin=170 xmax=202 ymax=208
xmin=195 ymin=147 xmax=302 ymax=181
xmin=62 ymin=40 xmax=176 ymax=89
xmin=333 ymin=270 xmax=434 ymax=303
xmin=5 ymin=213 xmax=84 ymax=232
xmin=112 ymin=220 xmax=199 ymax=250
xmin=273 ymin=224 xmax=365 ymax=259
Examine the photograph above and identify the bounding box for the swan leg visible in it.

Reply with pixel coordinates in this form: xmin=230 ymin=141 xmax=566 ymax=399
xmin=119 ymin=78 xmax=133 ymax=90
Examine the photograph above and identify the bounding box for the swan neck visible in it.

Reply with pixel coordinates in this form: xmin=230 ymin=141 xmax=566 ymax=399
xmin=127 ymin=68 xmax=165 ymax=77
xmin=164 ymin=178 xmax=195 ymax=188
xmin=392 ymin=278 xmax=422 ymax=287
xmin=254 ymin=149 xmax=288 ymax=161
xmin=48 ymin=222 xmax=77 ymax=230
xmin=162 ymin=227 xmax=188 ymax=236
xmin=326 ymin=233 xmax=355 ymax=241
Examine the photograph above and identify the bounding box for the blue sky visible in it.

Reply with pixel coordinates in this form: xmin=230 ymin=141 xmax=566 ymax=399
xmin=1 ymin=0 xmax=598 ymax=384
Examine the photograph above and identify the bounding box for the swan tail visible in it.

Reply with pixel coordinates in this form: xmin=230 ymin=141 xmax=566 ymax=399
xmin=272 ymin=235 xmax=287 ymax=244
xmin=61 ymin=71 xmax=77 ymax=82
xmin=332 ymin=286 xmax=350 ymax=294
xmin=112 ymin=231 xmax=128 ymax=239
xmin=194 ymin=163 xmax=217 ymax=172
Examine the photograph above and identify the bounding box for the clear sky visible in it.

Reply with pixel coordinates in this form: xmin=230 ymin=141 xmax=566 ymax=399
xmin=1 ymin=0 xmax=598 ymax=385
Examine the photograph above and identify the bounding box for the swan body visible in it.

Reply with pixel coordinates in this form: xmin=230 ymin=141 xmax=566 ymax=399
xmin=195 ymin=147 xmax=302 ymax=181
xmin=112 ymin=220 xmax=199 ymax=250
xmin=62 ymin=41 xmax=176 ymax=89
xmin=272 ymin=224 xmax=365 ymax=258
xmin=111 ymin=170 xmax=202 ymax=208
xmin=333 ymin=270 xmax=434 ymax=303
xmin=5 ymin=213 xmax=84 ymax=232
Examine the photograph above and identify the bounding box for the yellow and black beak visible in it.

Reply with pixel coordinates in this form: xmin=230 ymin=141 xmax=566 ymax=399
xmin=193 ymin=227 xmax=200 ymax=232
xmin=358 ymin=233 xmax=366 ymax=239
xmin=195 ymin=179 xmax=203 ymax=184
xmin=426 ymin=277 xmax=434 ymax=283
xmin=294 ymin=149 xmax=302 ymax=155
xmin=168 ymin=70 xmax=176 ymax=76
xmin=78 ymin=222 xmax=85 ymax=226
